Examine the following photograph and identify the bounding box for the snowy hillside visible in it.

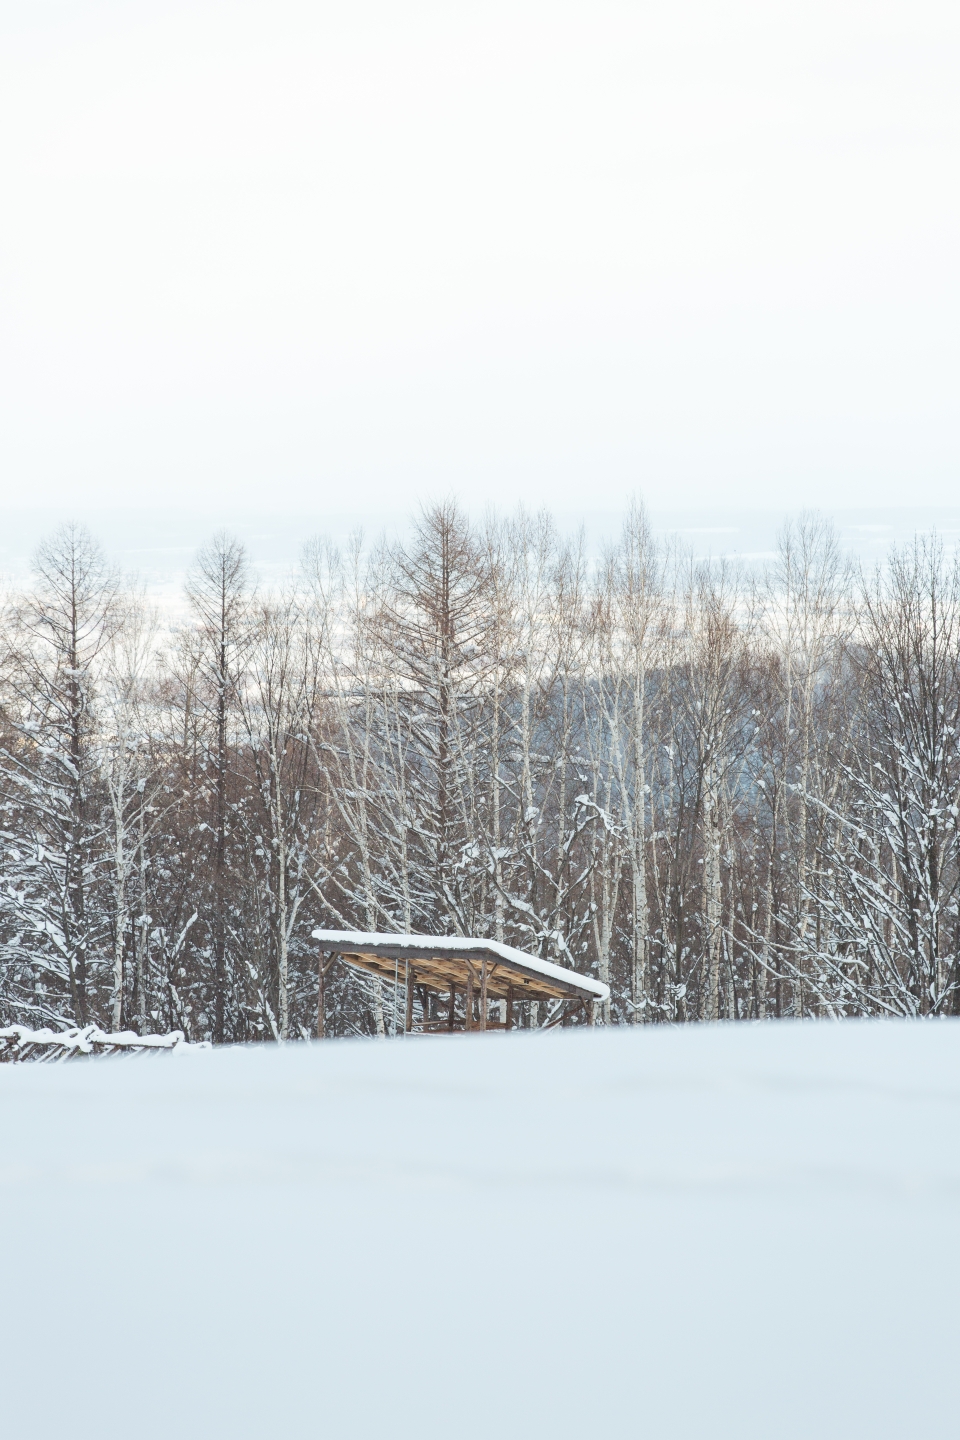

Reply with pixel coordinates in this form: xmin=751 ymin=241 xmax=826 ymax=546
xmin=1 ymin=1021 xmax=958 ymax=1438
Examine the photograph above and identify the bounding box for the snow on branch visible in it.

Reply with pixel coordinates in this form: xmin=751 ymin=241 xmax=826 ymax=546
xmin=0 ymin=1025 xmax=209 ymax=1063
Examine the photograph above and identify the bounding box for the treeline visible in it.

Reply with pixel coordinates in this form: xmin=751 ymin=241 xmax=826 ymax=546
xmin=1 ymin=502 xmax=959 ymax=1041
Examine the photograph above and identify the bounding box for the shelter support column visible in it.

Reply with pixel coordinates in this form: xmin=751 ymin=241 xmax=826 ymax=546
xmin=405 ymin=963 xmax=415 ymax=1034
xmin=505 ymin=986 xmax=514 ymax=1031
xmin=317 ymin=951 xmax=332 ymax=1039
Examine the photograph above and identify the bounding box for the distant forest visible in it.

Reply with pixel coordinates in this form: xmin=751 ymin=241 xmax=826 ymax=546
xmin=1 ymin=501 xmax=958 ymax=1042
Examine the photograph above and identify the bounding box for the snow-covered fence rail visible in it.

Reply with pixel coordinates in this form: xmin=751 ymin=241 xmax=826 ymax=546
xmin=0 ymin=1025 xmax=208 ymax=1063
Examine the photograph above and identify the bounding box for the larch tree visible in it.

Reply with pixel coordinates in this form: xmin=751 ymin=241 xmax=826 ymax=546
xmin=0 ymin=525 xmax=120 ymax=1027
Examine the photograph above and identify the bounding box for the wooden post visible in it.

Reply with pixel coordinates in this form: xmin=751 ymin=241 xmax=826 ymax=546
xmin=505 ymin=986 xmax=514 ymax=1031
xmin=448 ymin=985 xmax=456 ymax=1031
xmin=405 ymin=962 xmax=415 ymax=1034
xmin=586 ymin=997 xmax=596 ymax=1027
xmin=465 ymin=969 xmax=474 ymax=1032
xmin=317 ymin=951 xmax=328 ymax=1039
xmin=480 ymin=960 xmax=488 ymax=1032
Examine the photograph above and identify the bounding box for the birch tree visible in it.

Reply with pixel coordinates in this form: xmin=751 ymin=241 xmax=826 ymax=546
xmin=238 ymin=591 xmax=325 ymax=1040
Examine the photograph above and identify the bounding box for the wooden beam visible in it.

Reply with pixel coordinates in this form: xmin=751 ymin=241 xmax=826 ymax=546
xmin=318 ymin=941 xmax=599 ymax=1002
xmin=465 ymin=969 xmax=473 ymax=1032
xmin=448 ymin=984 xmax=456 ymax=1031
xmin=338 ymin=951 xmax=579 ymax=1002
xmin=505 ymin=986 xmax=514 ymax=1031
xmin=480 ymin=959 xmax=488 ymax=1032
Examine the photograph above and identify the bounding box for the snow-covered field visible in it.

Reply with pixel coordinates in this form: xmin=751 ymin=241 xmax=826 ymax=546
xmin=2 ymin=1021 xmax=957 ymax=1438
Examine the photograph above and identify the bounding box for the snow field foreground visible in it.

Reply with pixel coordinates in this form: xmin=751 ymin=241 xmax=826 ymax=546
xmin=1 ymin=1022 xmax=958 ymax=1439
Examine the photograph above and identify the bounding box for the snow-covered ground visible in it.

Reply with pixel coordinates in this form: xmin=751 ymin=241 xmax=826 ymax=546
xmin=1 ymin=1020 xmax=957 ymax=1437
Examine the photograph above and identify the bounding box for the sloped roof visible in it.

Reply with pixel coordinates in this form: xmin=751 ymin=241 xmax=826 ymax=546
xmin=311 ymin=929 xmax=610 ymax=1004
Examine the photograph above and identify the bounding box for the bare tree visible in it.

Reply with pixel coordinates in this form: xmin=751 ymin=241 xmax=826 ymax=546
xmin=184 ymin=533 xmax=250 ymax=1042
xmin=751 ymin=515 xmax=851 ymax=1016
xmin=238 ymin=591 xmax=325 ymax=1040
xmin=608 ymin=502 xmax=662 ymax=1020
xmin=801 ymin=538 xmax=960 ymax=1016
xmin=100 ymin=594 xmax=164 ymax=1030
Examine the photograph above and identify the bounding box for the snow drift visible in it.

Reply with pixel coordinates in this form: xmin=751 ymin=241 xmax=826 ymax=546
xmin=0 ymin=1020 xmax=958 ymax=1438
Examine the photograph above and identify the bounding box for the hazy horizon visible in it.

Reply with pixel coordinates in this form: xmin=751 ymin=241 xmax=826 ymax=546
xmin=4 ymin=501 xmax=960 ymax=608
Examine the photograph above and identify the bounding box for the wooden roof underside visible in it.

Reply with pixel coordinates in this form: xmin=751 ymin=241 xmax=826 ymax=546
xmin=318 ymin=942 xmax=592 ymax=1003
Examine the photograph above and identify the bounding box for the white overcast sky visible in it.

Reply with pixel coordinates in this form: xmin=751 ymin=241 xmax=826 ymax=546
xmin=0 ymin=0 xmax=957 ymax=521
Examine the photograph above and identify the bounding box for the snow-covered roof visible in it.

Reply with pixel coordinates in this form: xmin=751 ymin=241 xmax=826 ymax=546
xmin=311 ymin=929 xmax=610 ymax=1004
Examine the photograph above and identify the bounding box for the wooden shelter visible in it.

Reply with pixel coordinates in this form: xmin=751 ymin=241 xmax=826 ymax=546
xmin=311 ymin=929 xmax=610 ymax=1035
